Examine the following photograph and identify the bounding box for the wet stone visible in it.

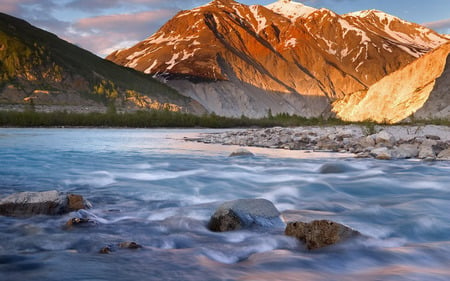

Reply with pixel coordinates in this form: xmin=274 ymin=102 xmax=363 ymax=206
xmin=208 ymin=198 xmax=283 ymax=232
xmin=64 ymin=218 xmax=95 ymax=228
xmin=319 ymin=162 xmax=357 ymax=174
xmin=119 ymin=242 xmax=143 ymax=249
xmin=99 ymin=246 xmax=112 ymax=254
xmin=0 ymin=191 xmax=91 ymax=217
xmin=208 ymin=209 xmax=242 ymax=232
xmin=229 ymin=148 xmax=254 ymax=157
xmin=285 ymin=220 xmax=360 ymax=250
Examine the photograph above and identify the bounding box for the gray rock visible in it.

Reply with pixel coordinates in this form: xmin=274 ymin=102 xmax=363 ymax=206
xmin=421 ymin=139 xmax=438 ymax=146
xmin=0 ymin=190 xmax=90 ymax=217
xmin=358 ymin=135 xmax=376 ymax=148
xmin=370 ymin=147 xmax=393 ymax=160
xmin=375 ymin=131 xmax=396 ymax=146
xmin=418 ymin=145 xmax=436 ymax=159
xmin=437 ymin=148 xmax=450 ymax=160
xmin=393 ymin=144 xmax=419 ymax=159
xmin=229 ymin=148 xmax=254 ymax=157
xmin=285 ymin=220 xmax=360 ymax=250
xmin=208 ymin=198 xmax=283 ymax=232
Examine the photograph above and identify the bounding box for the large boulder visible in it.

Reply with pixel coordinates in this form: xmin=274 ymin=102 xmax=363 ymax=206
xmin=208 ymin=198 xmax=283 ymax=232
xmin=285 ymin=220 xmax=360 ymax=250
xmin=0 ymin=190 xmax=91 ymax=217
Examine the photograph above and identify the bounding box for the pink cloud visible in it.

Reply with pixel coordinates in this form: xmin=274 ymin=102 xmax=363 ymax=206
xmin=65 ymin=0 xmax=204 ymax=12
xmin=68 ymin=10 xmax=178 ymax=57
xmin=0 ymin=0 xmax=20 ymax=13
xmin=74 ymin=10 xmax=175 ymax=33
xmin=423 ymin=18 xmax=450 ymax=32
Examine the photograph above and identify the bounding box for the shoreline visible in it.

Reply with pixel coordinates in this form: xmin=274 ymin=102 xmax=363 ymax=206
xmin=189 ymin=125 xmax=450 ymax=161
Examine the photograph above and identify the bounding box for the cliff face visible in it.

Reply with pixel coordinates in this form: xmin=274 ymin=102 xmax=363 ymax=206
xmin=333 ymin=43 xmax=450 ymax=123
xmin=0 ymin=13 xmax=205 ymax=114
xmin=107 ymin=0 xmax=448 ymax=118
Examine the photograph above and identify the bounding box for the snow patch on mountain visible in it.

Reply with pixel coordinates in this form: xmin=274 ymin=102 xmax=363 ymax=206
xmin=144 ymin=60 xmax=158 ymax=74
xmin=338 ymin=18 xmax=371 ymax=43
xmin=285 ymin=38 xmax=297 ymax=47
xmin=249 ymin=5 xmax=267 ymax=33
xmin=266 ymin=0 xmax=316 ymax=20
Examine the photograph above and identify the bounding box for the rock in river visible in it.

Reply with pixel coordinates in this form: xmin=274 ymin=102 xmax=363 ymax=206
xmin=285 ymin=220 xmax=360 ymax=250
xmin=65 ymin=218 xmax=96 ymax=229
xmin=208 ymin=198 xmax=284 ymax=232
xmin=0 ymin=190 xmax=91 ymax=217
xmin=229 ymin=148 xmax=254 ymax=157
xmin=318 ymin=162 xmax=357 ymax=174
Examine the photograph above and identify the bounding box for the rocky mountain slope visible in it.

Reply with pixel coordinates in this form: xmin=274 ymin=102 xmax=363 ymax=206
xmin=0 ymin=13 xmax=204 ymax=113
xmin=333 ymin=42 xmax=450 ymax=123
xmin=107 ymin=0 xmax=448 ymax=118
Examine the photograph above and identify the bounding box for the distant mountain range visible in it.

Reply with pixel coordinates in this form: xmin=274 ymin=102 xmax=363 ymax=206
xmin=107 ymin=0 xmax=449 ymax=120
xmin=0 ymin=12 xmax=204 ymax=114
xmin=1 ymin=0 xmax=449 ymax=123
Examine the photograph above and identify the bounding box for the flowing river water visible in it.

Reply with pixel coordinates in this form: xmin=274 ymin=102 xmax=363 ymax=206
xmin=1 ymin=128 xmax=450 ymax=281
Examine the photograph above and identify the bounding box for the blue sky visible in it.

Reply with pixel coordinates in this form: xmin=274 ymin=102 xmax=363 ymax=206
xmin=1 ymin=0 xmax=449 ymax=57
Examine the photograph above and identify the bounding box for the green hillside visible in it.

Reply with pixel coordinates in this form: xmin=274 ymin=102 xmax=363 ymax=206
xmin=0 ymin=12 xmax=202 ymax=113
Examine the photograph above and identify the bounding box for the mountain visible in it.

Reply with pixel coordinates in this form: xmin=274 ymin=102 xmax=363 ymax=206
xmin=333 ymin=42 xmax=450 ymax=123
xmin=107 ymin=0 xmax=448 ymax=118
xmin=0 ymin=13 xmax=204 ymax=114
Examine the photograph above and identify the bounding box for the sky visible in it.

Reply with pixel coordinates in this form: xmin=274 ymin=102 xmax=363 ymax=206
xmin=1 ymin=0 xmax=450 ymax=57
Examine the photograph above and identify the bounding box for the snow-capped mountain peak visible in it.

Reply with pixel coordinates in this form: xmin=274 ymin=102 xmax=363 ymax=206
xmin=107 ymin=0 xmax=449 ymax=119
xmin=265 ymin=0 xmax=317 ymax=20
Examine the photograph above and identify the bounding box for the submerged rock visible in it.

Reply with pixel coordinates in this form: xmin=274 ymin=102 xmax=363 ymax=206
xmin=318 ymin=162 xmax=357 ymax=174
xmin=119 ymin=242 xmax=142 ymax=249
xmin=0 ymin=190 xmax=91 ymax=217
xmin=229 ymin=148 xmax=254 ymax=157
xmin=99 ymin=246 xmax=112 ymax=254
xmin=64 ymin=218 xmax=96 ymax=229
xmin=208 ymin=198 xmax=283 ymax=232
xmin=285 ymin=220 xmax=360 ymax=250
xmin=99 ymin=242 xmax=142 ymax=254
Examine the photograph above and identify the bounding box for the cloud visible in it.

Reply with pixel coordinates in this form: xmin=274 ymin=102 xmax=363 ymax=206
xmin=65 ymin=0 xmax=205 ymax=12
xmin=0 ymin=0 xmax=57 ymax=15
xmin=423 ymin=18 xmax=450 ymax=33
xmin=68 ymin=10 xmax=178 ymax=57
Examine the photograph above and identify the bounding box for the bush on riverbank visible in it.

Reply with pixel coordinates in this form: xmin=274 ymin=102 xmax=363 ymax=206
xmin=0 ymin=110 xmax=350 ymax=128
xmin=1 ymin=110 xmax=448 ymax=128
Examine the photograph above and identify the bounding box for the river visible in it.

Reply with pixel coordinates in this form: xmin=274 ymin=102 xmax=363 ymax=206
xmin=1 ymin=128 xmax=450 ymax=281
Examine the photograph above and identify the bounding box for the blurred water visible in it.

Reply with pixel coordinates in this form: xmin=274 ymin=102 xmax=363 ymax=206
xmin=1 ymin=128 xmax=450 ymax=280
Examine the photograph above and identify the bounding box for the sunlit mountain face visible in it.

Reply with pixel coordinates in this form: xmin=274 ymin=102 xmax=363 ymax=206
xmin=107 ymin=0 xmax=449 ymax=119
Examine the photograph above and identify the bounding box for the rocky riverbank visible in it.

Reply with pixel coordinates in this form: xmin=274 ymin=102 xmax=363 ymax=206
xmin=191 ymin=125 xmax=450 ymax=160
